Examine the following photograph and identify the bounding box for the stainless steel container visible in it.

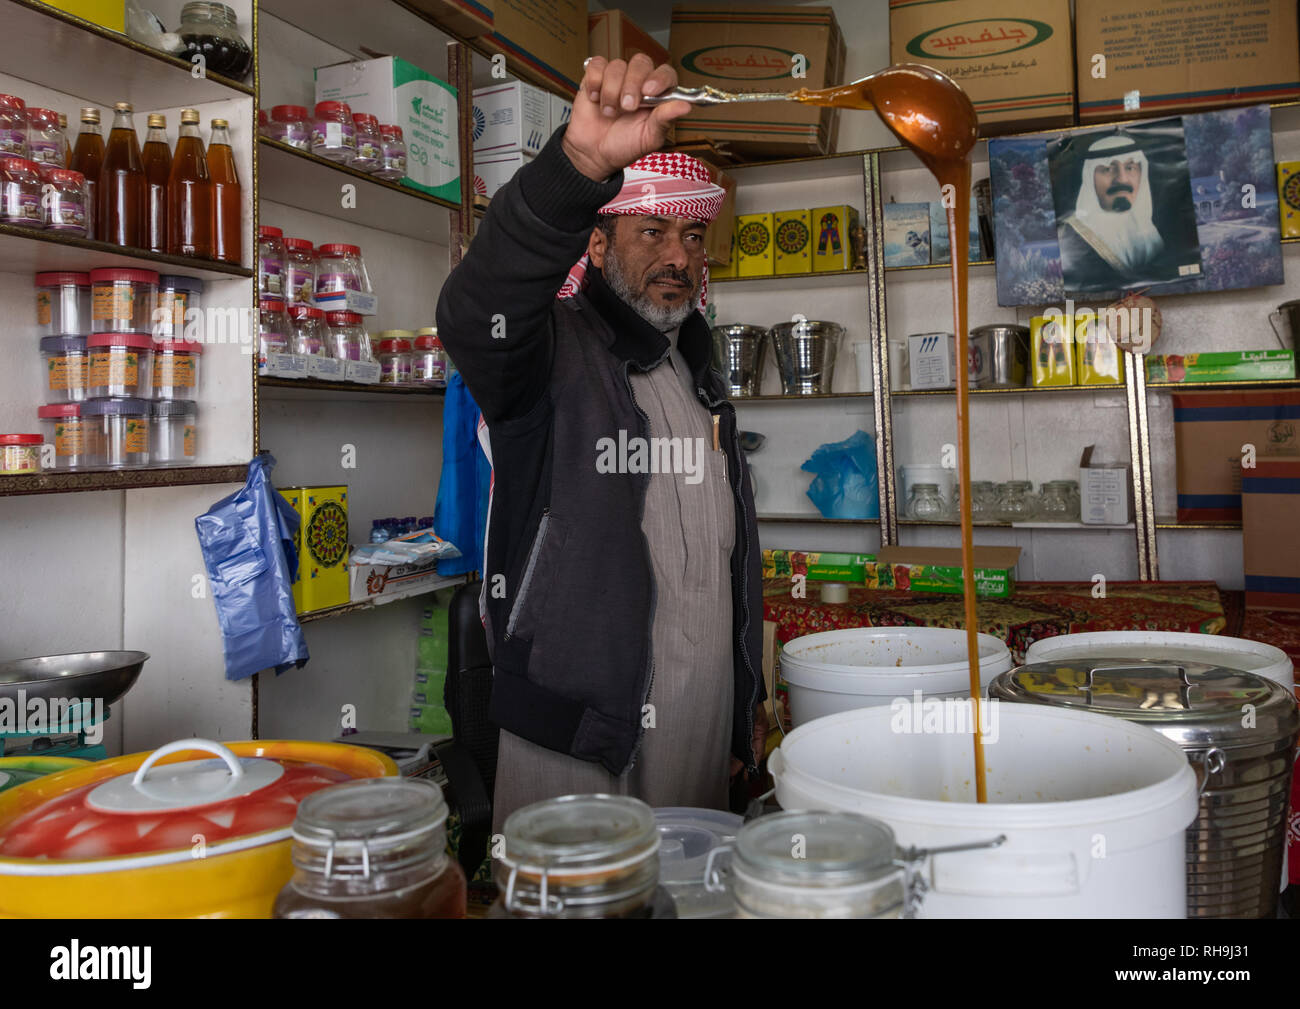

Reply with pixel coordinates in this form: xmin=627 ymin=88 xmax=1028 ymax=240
xmin=969 ymin=324 xmax=1029 ymax=388
xmin=710 ymin=324 xmax=769 ymax=398
xmin=991 ymin=658 xmax=1299 ymax=918
xmin=769 ymin=320 xmax=844 ymax=396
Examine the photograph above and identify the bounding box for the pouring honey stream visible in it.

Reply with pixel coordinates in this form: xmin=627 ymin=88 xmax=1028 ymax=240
xmin=795 ymin=66 xmax=988 ymax=801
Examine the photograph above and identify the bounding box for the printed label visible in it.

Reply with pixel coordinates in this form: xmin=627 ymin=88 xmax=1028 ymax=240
xmin=124 ymin=418 xmax=148 ymax=455
xmin=260 ymin=258 xmax=283 ymax=296
xmin=287 ymin=268 xmax=314 ymax=304
xmin=29 ymin=140 xmax=62 ymax=165
xmin=0 ymin=129 xmax=25 ymax=155
xmin=2 ymin=444 xmax=39 ymax=473
xmin=46 ymin=195 xmax=85 ymax=230
xmin=46 ymin=356 xmax=68 ymax=391
xmin=157 ymin=291 xmax=188 ymax=329
xmin=154 ymin=354 xmax=195 ymax=389
xmin=90 ymin=350 xmax=139 ymax=389
xmin=37 ymin=291 xmax=51 ymax=326
xmin=183 ymin=424 xmax=195 ymax=458
xmin=1 ymin=185 xmax=40 ymax=224
xmin=54 ymin=420 xmax=85 ymax=457
xmin=93 ymin=285 xmax=136 ymax=323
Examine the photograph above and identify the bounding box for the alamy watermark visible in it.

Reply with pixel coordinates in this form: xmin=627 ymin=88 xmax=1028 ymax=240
xmin=890 ymin=691 xmax=1000 ymax=744
xmin=595 ymin=431 xmax=707 ymax=484
xmin=0 ymin=692 xmax=105 ymax=745
xmin=1040 ymin=299 xmax=1155 ymax=354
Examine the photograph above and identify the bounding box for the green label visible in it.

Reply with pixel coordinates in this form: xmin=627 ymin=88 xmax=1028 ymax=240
xmin=906 ymin=18 xmax=1053 ymax=60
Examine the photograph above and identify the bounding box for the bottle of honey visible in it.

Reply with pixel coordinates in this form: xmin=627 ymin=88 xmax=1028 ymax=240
xmin=70 ymin=107 xmax=105 ymax=240
xmin=167 ymin=108 xmax=212 ymax=259
xmin=100 ymin=101 xmax=146 ymax=249
xmin=208 ymin=117 xmax=240 ymax=264
xmin=141 ymin=113 xmax=171 ymax=254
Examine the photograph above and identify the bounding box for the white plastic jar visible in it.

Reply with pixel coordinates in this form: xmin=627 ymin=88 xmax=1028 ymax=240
xmin=151 ymin=399 xmax=197 ymax=466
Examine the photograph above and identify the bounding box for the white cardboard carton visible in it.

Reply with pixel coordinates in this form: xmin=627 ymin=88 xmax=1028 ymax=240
xmin=550 ymin=93 xmax=572 ymax=135
xmin=472 ymin=80 xmax=549 ymax=156
xmin=473 ymin=151 xmax=534 ymax=200
xmin=908 ymin=332 xmax=957 ymax=390
xmin=1079 ymin=445 xmax=1133 ymax=525
xmin=345 ymin=360 xmax=382 ymax=385
xmin=350 ymin=560 xmax=446 ymax=604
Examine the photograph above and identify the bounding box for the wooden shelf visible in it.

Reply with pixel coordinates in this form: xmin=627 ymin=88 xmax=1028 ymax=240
xmin=892 ymin=384 xmax=1118 ymax=397
xmin=712 ymin=267 xmax=866 ymax=285
xmin=756 ymin=514 xmax=879 ymax=524
xmin=899 ymin=518 xmax=1135 ymax=530
xmin=735 ymin=391 xmax=873 ymax=402
xmin=259 ymin=376 xmax=449 ymax=400
xmin=887 ymin=259 xmax=995 ymax=273
xmin=0 ymin=464 xmax=247 ymax=497
xmin=0 ymin=223 xmax=254 ymax=279
xmin=1146 ymin=378 xmax=1299 ymax=391
xmin=298 ymin=573 xmax=466 ymax=624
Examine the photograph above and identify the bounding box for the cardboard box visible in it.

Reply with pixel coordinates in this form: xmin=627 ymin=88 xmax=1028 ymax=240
xmin=1280 ymin=161 xmax=1300 ymax=239
xmin=1079 ymin=445 xmax=1131 ymax=525
xmin=1171 ymin=390 xmax=1300 ymax=523
xmin=344 ymin=361 xmax=382 ymax=384
xmin=865 ymin=546 xmax=1021 ymax=597
xmin=670 ymin=4 xmax=846 ymax=158
xmin=350 ymin=558 xmax=447 ymax=605
xmin=279 ymin=488 xmax=304 ymax=613
xmin=890 ymin=0 xmax=1075 ymax=134
xmin=762 ymin=549 xmax=873 ymax=581
xmin=1076 ymin=0 xmax=1300 ymax=123
xmin=402 ymin=0 xmax=494 ymax=38
xmin=482 ymin=0 xmax=587 ymax=95
xmin=883 ymin=202 xmax=930 ymax=267
xmin=1243 ymin=459 xmax=1300 ymax=611
xmin=1075 ymin=314 xmax=1124 ymax=385
xmin=774 ymin=210 xmax=813 ymax=274
xmin=284 ymin=486 xmax=350 ymax=613
xmin=473 ymin=150 xmax=534 ymax=199
xmin=1146 ymin=350 xmax=1296 ymax=384
xmin=710 ymin=225 xmax=737 ymax=278
xmin=46 ymin=0 xmax=124 ymax=32
xmin=909 ymin=332 xmax=957 ymax=390
xmin=702 ymin=162 xmax=737 ymax=266
xmin=315 ymin=57 xmax=459 ymax=202
xmin=1030 ymin=313 xmax=1076 ymax=387
xmin=735 ymin=213 xmax=774 ymax=276
xmin=550 ymin=93 xmax=573 ymax=132
xmin=811 ymin=204 xmax=859 ymax=272
xmin=589 ymin=9 xmax=670 ymax=65
xmin=472 ymin=80 xmax=550 ymax=155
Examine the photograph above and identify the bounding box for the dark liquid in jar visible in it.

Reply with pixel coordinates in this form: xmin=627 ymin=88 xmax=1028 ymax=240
xmin=179 ymin=34 xmax=252 ymax=80
xmin=101 ymin=124 xmax=146 ymax=248
xmin=142 ymin=138 xmax=171 ymax=254
xmin=70 ymin=130 xmax=104 ymax=241
xmin=273 ymin=860 xmax=467 ymax=919
xmin=208 ymin=139 xmax=240 ymax=264
xmin=794 ymin=67 xmax=987 ymax=801
xmin=168 ymin=132 xmax=212 ymax=258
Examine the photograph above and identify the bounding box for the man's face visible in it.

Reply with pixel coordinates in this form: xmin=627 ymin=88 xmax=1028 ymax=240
xmin=589 ymin=214 xmax=707 ymax=331
xmin=1093 ymin=157 xmax=1143 ymax=212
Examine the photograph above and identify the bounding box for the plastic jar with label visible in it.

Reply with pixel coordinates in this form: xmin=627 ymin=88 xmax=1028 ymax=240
xmin=88 ymin=332 xmax=154 ymax=399
xmin=37 ymin=404 xmax=92 ymax=470
xmin=412 ymin=332 xmax=448 ymax=387
xmin=152 ymin=340 xmax=202 ymax=400
xmin=153 ymin=275 xmax=204 ymax=342
xmin=0 ymin=95 xmax=27 ymax=157
xmin=259 ymin=298 xmax=290 ymax=364
xmin=38 ymin=167 xmax=87 ymax=235
xmin=311 ymin=101 xmax=355 ymax=163
xmin=268 ymin=105 xmax=310 ymax=150
xmin=315 ymin=244 xmax=371 ymax=300
xmin=417 ymin=326 xmax=455 ymax=379
xmin=0 ymin=433 xmax=42 ymax=475
xmin=375 ymin=125 xmax=407 ymax=181
xmin=289 ymin=304 xmax=326 ymax=356
xmin=258 ymin=225 xmax=285 ymax=300
xmin=26 ymin=108 xmax=63 ymax=166
xmin=40 ymin=336 xmax=90 ymax=404
xmin=376 ymin=334 xmax=413 ymax=384
xmin=325 ymin=310 xmax=371 ymax=362
xmin=83 ymin=397 xmax=150 ymax=468
xmin=151 ymin=399 xmax=197 ymax=466
xmin=91 ymin=268 xmax=159 ymax=334
xmin=350 ymin=114 xmax=382 ymax=173
xmin=284 ymin=238 xmax=316 ymax=305
xmin=36 ymin=272 xmax=92 ymax=337
xmin=0 ymin=157 xmax=43 ymax=228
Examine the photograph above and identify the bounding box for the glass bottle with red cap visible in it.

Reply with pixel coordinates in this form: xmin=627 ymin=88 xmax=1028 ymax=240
xmin=39 ymin=166 xmax=88 ymax=236
xmin=375 ymin=125 xmax=407 ymax=181
xmin=267 ymin=105 xmax=310 ymax=150
xmin=0 ymin=94 xmax=28 ymax=158
xmin=258 ymin=225 xmax=285 ymax=300
xmin=284 ymin=238 xmax=316 ymax=304
xmin=350 ymin=113 xmax=382 ymax=172
xmin=315 ymin=243 xmax=371 ymax=306
xmin=325 ymin=310 xmax=371 ymax=362
xmin=311 ymin=101 xmax=355 ymax=163
xmin=0 ymin=157 xmax=44 ymax=228
xmin=26 ymin=107 xmax=63 ymax=166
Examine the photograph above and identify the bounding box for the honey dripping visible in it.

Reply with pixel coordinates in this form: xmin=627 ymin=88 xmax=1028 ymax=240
xmin=796 ymin=66 xmax=987 ymax=801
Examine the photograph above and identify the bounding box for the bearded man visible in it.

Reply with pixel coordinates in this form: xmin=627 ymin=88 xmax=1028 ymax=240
xmin=436 ymin=55 xmax=766 ymax=833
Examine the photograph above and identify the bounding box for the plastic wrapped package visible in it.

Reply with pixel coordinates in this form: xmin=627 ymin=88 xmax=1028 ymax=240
xmin=801 ymin=429 xmax=880 ymax=519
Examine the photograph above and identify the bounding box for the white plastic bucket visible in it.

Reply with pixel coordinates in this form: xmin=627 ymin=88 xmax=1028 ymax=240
xmin=853 ymin=341 xmax=873 ymax=392
xmin=770 ymin=703 xmax=1199 ymax=917
xmin=780 ymin=627 xmax=1013 ymax=727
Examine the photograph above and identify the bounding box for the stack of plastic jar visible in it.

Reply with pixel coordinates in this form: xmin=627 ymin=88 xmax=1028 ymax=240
xmin=153 ymin=340 xmax=202 ymax=401
xmin=83 ymin=397 xmax=151 ymax=469
xmin=259 ymin=298 xmax=291 ymax=364
xmin=37 ymin=404 xmax=92 ymax=470
xmin=266 ymin=105 xmax=310 ymax=150
xmin=88 ymin=333 xmax=154 ymax=399
xmin=376 ymin=125 xmax=407 ymax=181
xmin=38 ymin=167 xmax=87 ymax=235
xmin=311 ymin=101 xmax=356 ymax=163
xmin=151 ymin=399 xmax=198 ymax=466
xmin=376 ymin=332 xmax=413 ymax=385
xmin=154 ymin=275 xmax=204 ymax=341
xmin=258 ymin=225 xmax=286 ymax=301
xmin=350 ymin=114 xmax=382 ymax=172
xmin=289 ymin=305 xmax=327 ymax=356
xmin=26 ymin=108 xmax=62 ymax=165
xmin=1 ymin=157 xmax=44 ymax=228
xmin=412 ymin=331 xmax=449 ymax=387
xmin=37 ymin=273 xmax=92 ymax=338
xmin=284 ymin=238 xmax=316 ymax=305
xmin=91 ymin=268 xmax=159 ymax=335
xmin=325 ymin=310 xmax=371 ymax=362
xmin=40 ymin=336 xmax=90 ymax=404
xmin=0 ymin=95 xmax=27 ymax=156
xmin=315 ymin=243 xmax=371 ymax=306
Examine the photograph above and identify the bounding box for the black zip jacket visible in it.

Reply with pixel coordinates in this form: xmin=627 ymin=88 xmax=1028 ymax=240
xmin=436 ymin=126 xmax=765 ymax=777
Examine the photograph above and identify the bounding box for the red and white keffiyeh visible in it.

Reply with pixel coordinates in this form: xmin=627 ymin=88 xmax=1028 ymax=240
xmin=557 ymin=151 xmax=725 ymax=312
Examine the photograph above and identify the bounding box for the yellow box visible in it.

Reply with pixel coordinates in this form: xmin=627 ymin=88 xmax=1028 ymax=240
xmin=292 ymin=485 xmax=350 ymax=613
xmin=1075 ymin=314 xmax=1125 ymax=385
xmin=1030 ymin=314 xmax=1076 ymax=386
xmin=1280 ymin=161 xmax=1300 ymax=240
xmin=279 ymin=488 xmax=305 ymax=614
xmin=811 ymin=205 xmax=859 ymax=272
xmin=45 ymin=0 xmax=125 ymax=32
xmin=735 ymin=213 xmax=774 ymax=277
xmin=773 ymin=210 xmax=813 ymax=275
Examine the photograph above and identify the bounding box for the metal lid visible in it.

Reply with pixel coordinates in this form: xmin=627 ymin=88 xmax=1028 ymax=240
xmin=152 ymin=400 xmax=198 ymax=419
xmin=157 ymin=274 xmax=205 ymax=293
xmin=501 ymin=794 xmax=657 ymax=875
xmin=291 ymin=778 xmax=447 ymax=875
xmin=734 ymin=810 xmax=897 ymax=888
xmin=990 ymin=658 xmax=1300 ymax=748
xmin=39 ymin=335 xmax=87 ymax=354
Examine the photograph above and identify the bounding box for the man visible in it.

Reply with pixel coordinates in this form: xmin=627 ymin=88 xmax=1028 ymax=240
xmin=436 ymin=55 xmax=766 ymax=833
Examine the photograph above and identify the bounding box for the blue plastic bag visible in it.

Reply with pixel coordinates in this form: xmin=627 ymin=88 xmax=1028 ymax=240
xmin=195 ymin=452 xmax=308 ymax=680
xmin=802 ymin=429 xmax=881 ymax=519
xmin=434 ymin=373 xmax=491 ymax=577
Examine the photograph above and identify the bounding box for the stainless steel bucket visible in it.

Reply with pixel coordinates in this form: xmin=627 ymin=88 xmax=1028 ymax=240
xmin=969 ymin=324 xmax=1029 ymax=388
xmin=1269 ymin=300 xmax=1300 ymax=351
xmin=711 ymin=325 xmax=769 ymax=397
xmin=769 ymin=320 xmax=844 ymax=396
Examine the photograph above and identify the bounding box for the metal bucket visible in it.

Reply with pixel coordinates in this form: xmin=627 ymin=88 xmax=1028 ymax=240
xmin=969 ymin=324 xmax=1029 ymax=388
xmin=710 ymin=325 xmax=769 ymax=397
xmin=769 ymin=320 xmax=844 ymax=395
xmin=1269 ymin=300 xmax=1300 ymax=351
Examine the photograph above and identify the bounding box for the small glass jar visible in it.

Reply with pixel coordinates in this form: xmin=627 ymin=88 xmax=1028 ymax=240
xmin=153 ymin=275 xmax=204 ymax=343
xmin=0 ymin=157 xmax=43 ymax=228
xmin=38 ymin=166 xmax=87 ymax=235
xmin=311 ymin=101 xmax=356 ymax=163
xmin=350 ymin=114 xmax=382 ymax=173
xmin=289 ymin=304 xmax=327 ymax=356
xmin=0 ymin=95 xmax=28 ymax=157
xmin=39 ymin=336 xmax=89 ymax=404
xmin=267 ymin=105 xmax=310 ymax=151
xmin=375 ymin=125 xmax=407 ymax=181
xmin=177 ymin=1 xmax=252 ymax=80
xmin=88 ymin=332 xmax=154 ymax=399
xmin=152 ymin=340 xmax=202 ymax=400
xmin=284 ymin=238 xmax=316 ymax=305
xmin=969 ymin=480 xmax=999 ymax=522
xmin=0 ymin=433 xmax=42 ymax=475
xmin=151 ymin=399 xmax=198 ymax=466
xmin=907 ymin=482 xmax=947 ymax=521
xmin=37 ymin=404 xmax=91 ymax=470
xmin=315 ymin=243 xmax=371 ymax=302
xmin=1039 ymin=480 xmax=1080 ymax=522
xmin=259 ymin=298 xmax=291 ymax=364
xmin=491 ymin=795 xmax=670 ymax=919
xmin=26 ymin=108 xmax=63 ymax=166
xmin=996 ymin=479 xmax=1038 ymax=522
xmin=376 ymin=332 xmax=413 ymax=384
xmin=36 ymin=272 xmax=92 ymax=337
xmin=412 ymin=333 xmax=448 ymax=386
xmin=325 ymin=310 xmax=372 ymax=362
xmin=91 ymin=268 xmax=159 ymax=334
xmin=258 ymin=225 xmax=286 ymax=300
xmin=82 ymin=397 xmax=150 ymax=468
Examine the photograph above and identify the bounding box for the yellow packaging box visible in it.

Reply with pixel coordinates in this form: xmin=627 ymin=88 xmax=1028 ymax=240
xmin=735 ymin=213 xmax=774 ymax=277
xmin=811 ymin=205 xmax=859 ymax=272
xmin=773 ymin=210 xmax=813 ymax=275
xmin=1030 ymin=314 xmax=1076 ymax=387
xmin=710 ymin=225 xmax=737 ymax=279
xmin=279 ymin=488 xmax=305 ymax=613
xmin=1075 ymin=314 xmax=1125 ymax=386
xmin=291 ymin=485 xmax=350 ymax=613
xmin=46 ymin=0 xmax=125 ymax=32
xmin=1280 ymin=161 xmax=1300 ymax=240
